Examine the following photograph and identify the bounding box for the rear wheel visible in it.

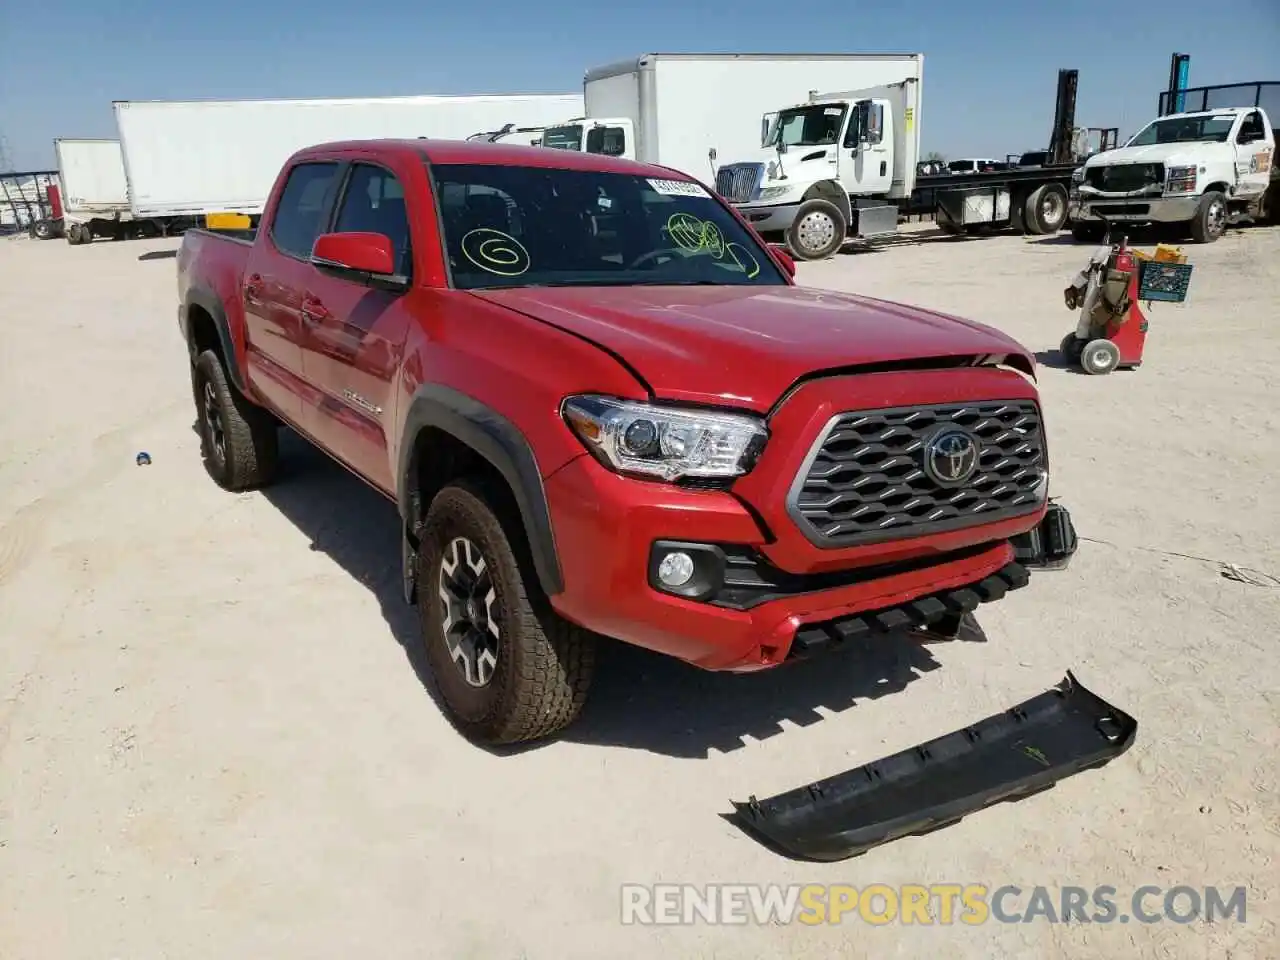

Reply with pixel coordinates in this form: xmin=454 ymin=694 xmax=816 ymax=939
xmin=191 ymin=349 xmax=278 ymax=490
xmin=1060 ymin=332 xmax=1085 ymax=366
xmin=787 ymin=198 xmax=846 ymax=260
xmin=1190 ymin=190 xmax=1226 ymax=243
xmin=1025 ymin=184 xmax=1068 ymax=234
xmin=419 ymin=483 xmax=595 ymax=745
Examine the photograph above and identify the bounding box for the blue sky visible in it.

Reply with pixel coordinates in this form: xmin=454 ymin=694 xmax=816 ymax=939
xmin=2 ymin=0 xmax=1277 ymax=171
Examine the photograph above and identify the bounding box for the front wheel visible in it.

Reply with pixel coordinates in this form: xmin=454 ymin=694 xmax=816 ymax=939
xmin=32 ymin=219 xmax=55 ymax=240
xmin=787 ymin=198 xmax=847 ymax=260
xmin=418 ymin=483 xmax=595 ymax=745
xmin=1060 ymin=332 xmax=1086 ymax=366
xmin=1190 ymin=190 xmax=1227 ymax=243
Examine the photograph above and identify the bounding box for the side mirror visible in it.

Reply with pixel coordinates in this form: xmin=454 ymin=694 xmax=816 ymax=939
xmin=311 ymin=232 xmax=406 ymax=288
xmin=769 ymin=244 xmax=796 ymax=278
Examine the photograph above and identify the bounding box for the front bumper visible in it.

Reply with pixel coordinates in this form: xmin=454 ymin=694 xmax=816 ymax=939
xmin=732 ymin=200 xmax=802 ymax=233
xmin=1070 ymin=194 xmax=1201 ymax=224
xmin=728 ymin=671 xmax=1137 ymax=861
xmin=543 ymin=448 xmax=1078 ymax=671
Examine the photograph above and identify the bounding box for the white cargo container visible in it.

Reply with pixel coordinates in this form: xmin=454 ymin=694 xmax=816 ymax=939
xmin=539 ymin=53 xmax=924 ymax=182
xmin=53 ymin=138 xmax=144 ymax=244
xmin=113 ymin=93 xmax=585 ymax=219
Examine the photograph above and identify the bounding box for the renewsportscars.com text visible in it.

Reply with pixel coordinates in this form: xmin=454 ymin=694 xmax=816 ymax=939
xmin=620 ymin=883 xmax=1248 ymax=926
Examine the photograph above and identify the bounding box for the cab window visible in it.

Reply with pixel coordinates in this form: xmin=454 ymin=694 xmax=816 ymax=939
xmin=270 ymin=162 xmax=342 ymax=259
xmin=1237 ymin=111 xmax=1266 ymax=144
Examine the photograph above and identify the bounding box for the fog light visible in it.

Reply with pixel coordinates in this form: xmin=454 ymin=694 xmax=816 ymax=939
xmin=657 ymin=551 xmax=695 ymax=588
xmin=648 ymin=540 xmax=728 ymax=601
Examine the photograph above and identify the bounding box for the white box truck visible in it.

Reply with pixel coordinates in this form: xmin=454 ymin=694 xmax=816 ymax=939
xmin=53 ymin=138 xmax=169 ymax=245
xmin=538 ymin=53 xmax=924 ymax=184
xmin=113 ymin=93 xmax=585 ymax=220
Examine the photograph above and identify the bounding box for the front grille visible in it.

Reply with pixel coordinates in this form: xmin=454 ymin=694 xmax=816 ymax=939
xmin=1085 ymin=163 xmax=1164 ymax=193
xmin=715 ymin=163 xmax=764 ymax=203
xmin=788 ymin=401 xmax=1046 ymax=547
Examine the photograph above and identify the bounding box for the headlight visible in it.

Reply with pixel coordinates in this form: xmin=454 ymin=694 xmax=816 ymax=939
xmin=757 ymin=185 xmax=792 ymax=202
xmin=1071 ymin=167 xmax=1086 ymax=183
xmin=561 ymin=395 xmax=768 ymax=481
xmin=1165 ymin=165 xmax=1197 ymax=194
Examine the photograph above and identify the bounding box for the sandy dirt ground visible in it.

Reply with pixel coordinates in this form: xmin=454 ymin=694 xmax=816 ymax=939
xmin=1 ymin=224 xmax=1277 ymax=959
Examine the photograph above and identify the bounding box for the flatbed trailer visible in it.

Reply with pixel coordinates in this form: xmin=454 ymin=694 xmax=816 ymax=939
xmin=912 ymin=162 xmax=1079 ymax=235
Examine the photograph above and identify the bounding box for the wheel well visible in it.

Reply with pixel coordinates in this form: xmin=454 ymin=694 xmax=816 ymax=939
xmin=410 ymin=427 xmax=521 ymax=538
xmin=802 ymin=180 xmax=853 ymax=226
xmin=187 ymin=305 xmax=221 ymax=363
xmin=1202 ymin=182 xmax=1230 ymax=198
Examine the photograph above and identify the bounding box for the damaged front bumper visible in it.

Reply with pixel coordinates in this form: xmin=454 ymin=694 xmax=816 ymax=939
xmin=728 ymin=672 xmax=1136 ymax=861
xmin=1011 ymin=501 xmax=1078 ymax=571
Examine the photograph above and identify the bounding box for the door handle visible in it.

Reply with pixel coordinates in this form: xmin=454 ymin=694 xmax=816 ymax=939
xmin=244 ymin=274 xmax=263 ymax=303
xmin=300 ymin=297 xmax=330 ymax=325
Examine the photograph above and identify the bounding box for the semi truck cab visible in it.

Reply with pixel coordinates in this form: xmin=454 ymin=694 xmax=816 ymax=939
xmin=717 ymin=78 xmax=921 ymax=261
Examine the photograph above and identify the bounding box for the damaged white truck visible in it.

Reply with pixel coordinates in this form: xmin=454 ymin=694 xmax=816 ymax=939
xmin=1069 ymin=81 xmax=1279 ymax=243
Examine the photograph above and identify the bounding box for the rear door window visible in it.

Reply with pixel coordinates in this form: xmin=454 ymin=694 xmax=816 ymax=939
xmin=270 ymin=162 xmax=342 ymax=259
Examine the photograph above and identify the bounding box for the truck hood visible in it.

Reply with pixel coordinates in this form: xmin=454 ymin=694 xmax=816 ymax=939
xmin=470 ymin=285 xmax=1033 ymax=413
xmin=1085 ymin=142 xmax=1226 ymax=168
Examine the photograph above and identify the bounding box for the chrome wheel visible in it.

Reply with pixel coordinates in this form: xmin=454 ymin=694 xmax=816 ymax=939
xmin=1206 ymin=198 xmax=1225 ymax=237
xmin=796 ymin=211 xmax=837 ymax=255
xmin=202 ymin=379 xmax=226 ymax=465
xmin=437 ymin=536 xmax=499 ymax=687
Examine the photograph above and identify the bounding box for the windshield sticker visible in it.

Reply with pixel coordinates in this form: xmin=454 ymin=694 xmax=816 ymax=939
xmin=647 ymin=178 xmax=710 ymax=198
xmin=461 ymin=228 xmax=530 ymax=276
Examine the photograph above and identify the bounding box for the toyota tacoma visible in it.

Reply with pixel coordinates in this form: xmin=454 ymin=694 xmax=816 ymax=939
xmin=176 ymin=139 xmax=1077 ymax=746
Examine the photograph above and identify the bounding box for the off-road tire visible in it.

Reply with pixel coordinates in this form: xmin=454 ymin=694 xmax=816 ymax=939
xmin=418 ymin=482 xmax=595 ymax=745
xmin=191 ymin=349 xmax=278 ymax=490
xmin=1190 ymin=190 xmax=1226 ymax=244
xmin=787 ymin=198 xmax=847 ymax=260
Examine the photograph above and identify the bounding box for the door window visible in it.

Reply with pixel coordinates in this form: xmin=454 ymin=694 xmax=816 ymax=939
xmin=269 ymin=162 xmax=341 ymax=259
xmin=1237 ymin=111 xmax=1266 ymax=144
xmin=586 ymin=126 xmax=627 ymax=156
xmin=333 ymin=164 xmax=413 ymax=276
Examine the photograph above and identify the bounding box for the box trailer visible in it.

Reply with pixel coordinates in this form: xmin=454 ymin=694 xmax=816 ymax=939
xmin=113 ymin=93 xmax=585 ymax=219
xmin=539 ymin=53 xmax=925 ymax=183
xmin=53 ymin=138 xmax=172 ymax=244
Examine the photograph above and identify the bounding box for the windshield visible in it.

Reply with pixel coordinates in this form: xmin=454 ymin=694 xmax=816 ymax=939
xmin=1126 ymin=115 xmax=1235 ymax=146
xmin=765 ymin=104 xmax=847 ymax=148
xmin=540 ymin=125 xmax=583 ymax=151
xmin=429 ymin=163 xmax=788 ymax=291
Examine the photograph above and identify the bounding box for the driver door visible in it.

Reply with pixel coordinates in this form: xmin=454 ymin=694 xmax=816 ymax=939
xmin=836 ymin=90 xmax=894 ymax=197
xmin=1234 ymin=110 xmax=1273 ymax=198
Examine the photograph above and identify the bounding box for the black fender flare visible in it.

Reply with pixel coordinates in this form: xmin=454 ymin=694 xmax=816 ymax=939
xmin=397 ymin=383 xmax=564 ymax=603
xmin=182 ymin=287 xmax=248 ymax=394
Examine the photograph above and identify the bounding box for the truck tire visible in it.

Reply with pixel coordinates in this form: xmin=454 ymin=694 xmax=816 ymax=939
xmin=418 ymin=482 xmax=595 ymax=745
xmin=787 ymin=198 xmax=847 ymax=260
xmin=33 ymin=219 xmax=55 ymax=240
xmin=1190 ymin=190 xmax=1227 ymax=243
xmin=1024 ymin=184 xmax=1068 ymax=235
xmin=192 ymin=349 xmax=278 ymax=490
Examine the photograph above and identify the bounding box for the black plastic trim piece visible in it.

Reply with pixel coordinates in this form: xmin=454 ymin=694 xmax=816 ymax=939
xmin=397 ymin=383 xmax=563 ymax=599
xmin=786 ymin=562 xmax=1030 ymax=660
xmin=1010 ymin=501 xmax=1078 ymax=571
xmin=727 ymin=671 xmax=1137 ymax=862
xmin=181 ymin=288 xmax=247 ymax=393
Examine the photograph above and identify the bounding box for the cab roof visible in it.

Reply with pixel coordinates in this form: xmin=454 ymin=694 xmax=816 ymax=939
xmin=290 ymin=138 xmax=695 ymax=180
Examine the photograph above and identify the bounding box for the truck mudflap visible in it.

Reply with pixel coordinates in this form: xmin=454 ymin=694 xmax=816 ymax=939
xmin=727 ymin=672 xmax=1136 ymax=862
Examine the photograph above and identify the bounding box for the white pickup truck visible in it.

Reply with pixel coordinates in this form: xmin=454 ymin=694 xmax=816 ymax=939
xmin=1069 ymin=97 xmax=1277 ymax=243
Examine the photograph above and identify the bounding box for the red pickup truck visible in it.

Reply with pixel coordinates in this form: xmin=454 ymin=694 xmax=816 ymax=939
xmin=176 ymin=139 xmax=1077 ymax=746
